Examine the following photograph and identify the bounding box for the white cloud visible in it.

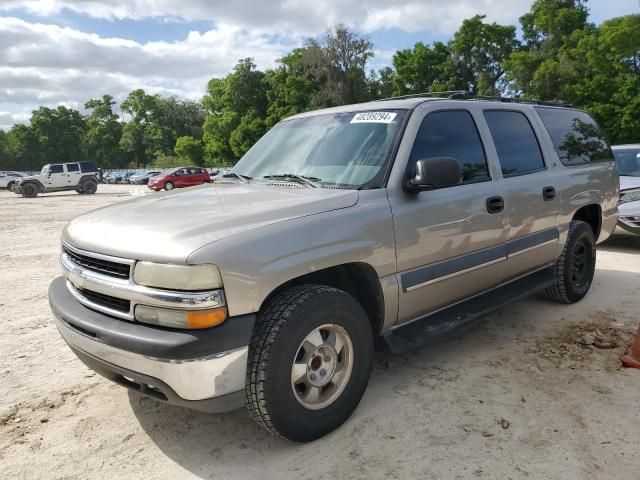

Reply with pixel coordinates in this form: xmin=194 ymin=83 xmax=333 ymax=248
xmin=1 ymin=0 xmax=533 ymax=34
xmin=0 ymin=16 xmax=295 ymax=129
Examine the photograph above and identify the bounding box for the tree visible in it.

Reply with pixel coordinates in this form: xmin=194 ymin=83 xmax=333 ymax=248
xmin=84 ymin=95 xmax=124 ymax=168
xmin=450 ymin=15 xmax=519 ymax=95
xmin=391 ymin=41 xmax=456 ymax=94
xmin=264 ymin=48 xmax=317 ymax=126
xmin=301 ymin=25 xmax=374 ymax=106
xmin=505 ymin=0 xmax=590 ymax=98
xmin=554 ymin=14 xmax=640 ymax=143
xmin=174 ymin=136 xmax=204 ymax=165
xmin=202 ymin=58 xmax=268 ymax=164
xmin=30 ymin=106 xmax=87 ymax=165
xmin=367 ymin=67 xmax=395 ymax=99
xmin=119 ymin=89 xmax=155 ymax=166
xmin=1 ymin=124 xmax=40 ymax=170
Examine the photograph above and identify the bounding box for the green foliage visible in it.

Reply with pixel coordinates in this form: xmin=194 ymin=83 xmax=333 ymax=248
xmin=202 ymin=58 xmax=268 ymax=164
xmin=84 ymin=95 xmax=124 ymax=168
xmin=450 ymin=15 xmax=519 ymax=95
xmin=153 ymin=154 xmax=182 ymax=168
xmin=174 ymin=136 xmax=204 ymax=165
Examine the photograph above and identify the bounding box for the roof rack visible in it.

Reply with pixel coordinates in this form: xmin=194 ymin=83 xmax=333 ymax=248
xmin=374 ymin=90 xmax=572 ymax=107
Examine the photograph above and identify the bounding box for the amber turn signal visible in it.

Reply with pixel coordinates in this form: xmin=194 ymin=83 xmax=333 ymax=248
xmin=185 ymin=307 xmax=228 ymax=329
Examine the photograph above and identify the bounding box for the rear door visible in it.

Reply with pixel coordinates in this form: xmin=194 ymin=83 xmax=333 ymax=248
xmin=480 ymin=108 xmax=560 ymax=277
xmin=65 ymin=163 xmax=82 ymax=187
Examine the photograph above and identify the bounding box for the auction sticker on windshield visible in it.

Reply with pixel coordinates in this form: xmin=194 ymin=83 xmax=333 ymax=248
xmin=350 ymin=112 xmax=397 ymax=123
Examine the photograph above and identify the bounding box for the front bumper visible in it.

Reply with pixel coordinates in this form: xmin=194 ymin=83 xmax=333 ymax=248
xmin=49 ymin=276 xmax=255 ymax=412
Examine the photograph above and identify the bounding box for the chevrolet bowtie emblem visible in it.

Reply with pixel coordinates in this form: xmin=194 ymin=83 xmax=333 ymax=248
xmin=68 ymin=268 xmax=85 ymax=289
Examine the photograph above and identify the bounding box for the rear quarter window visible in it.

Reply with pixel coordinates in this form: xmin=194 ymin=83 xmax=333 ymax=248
xmin=534 ymin=107 xmax=613 ymax=165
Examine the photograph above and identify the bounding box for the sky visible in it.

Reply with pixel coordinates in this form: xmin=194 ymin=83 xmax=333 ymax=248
xmin=0 ymin=0 xmax=638 ymax=130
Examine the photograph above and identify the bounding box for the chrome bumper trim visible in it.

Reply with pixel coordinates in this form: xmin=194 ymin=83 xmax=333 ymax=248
xmin=54 ymin=315 xmax=248 ymax=401
xmin=60 ymin=251 xmax=225 ymax=321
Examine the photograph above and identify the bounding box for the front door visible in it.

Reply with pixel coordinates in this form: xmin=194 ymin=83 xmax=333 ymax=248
xmin=388 ymin=108 xmax=509 ymax=324
xmin=44 ymin=164 xmax=67 ymax=188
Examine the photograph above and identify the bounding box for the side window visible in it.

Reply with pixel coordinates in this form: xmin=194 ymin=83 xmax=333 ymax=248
xmin=49 ymin=164 xmax=64 ymax=174
xmin=66 ymin=163 xmax=80 ymax=172
xmin=534 ymin=107 xmax=613 ymax=165
xmin=484 ymin=111 xmax=545 ymax=176
xmin=409 ymin=110 xmax=489 ymax=183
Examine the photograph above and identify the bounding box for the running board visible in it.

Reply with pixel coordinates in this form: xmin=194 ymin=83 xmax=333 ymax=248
xmin=378 ymin=266 xmax=555 ymax=354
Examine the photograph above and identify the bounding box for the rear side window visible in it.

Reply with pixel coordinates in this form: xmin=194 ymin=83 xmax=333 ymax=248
xmin=535 ymin=107 xmax=613 ymax=165
xmin=484 ymin=111 xmax=545 ymax=176
xmin=410 ymin=110 xmax=489 ymax=183
xmin=66 ymin=163 xmax=79 ymax=172
xmin=49 ymin=164 xmax=63 ymax=174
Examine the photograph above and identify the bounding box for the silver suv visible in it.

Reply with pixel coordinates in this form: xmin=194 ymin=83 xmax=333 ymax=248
xmin=48 ymin=96 xmax=619 ymax=441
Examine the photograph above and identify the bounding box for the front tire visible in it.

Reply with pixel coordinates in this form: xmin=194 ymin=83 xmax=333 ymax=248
xmin=21 ymin=183 xmax=38 ymax=198
xmin=546 ymin=220 xmax=596 ymax=303
xmin=7 ymin=181 xmax=15 ymax=191
xmin=164 ymin=182 xmax=174 ymax=191
xmin=245 ymin=284 xmax=373 ymax=442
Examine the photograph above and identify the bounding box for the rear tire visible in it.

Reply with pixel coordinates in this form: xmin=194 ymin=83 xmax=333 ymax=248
xmin=7 ymin=181 xmax=15 ymax=191
xmin=245 ymin=284 xmax=373 ymax=442
xmin=21 ymin=183 xmax=38 ymax=198
xmin=81 ymin=179 xmax=97 ymax=194
xmin=546 ymin=220 xmax=596 ymax=304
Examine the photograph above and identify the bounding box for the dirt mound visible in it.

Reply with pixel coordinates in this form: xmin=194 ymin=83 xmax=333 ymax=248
xmin=529 ymin=320 xmax=635 ymax=371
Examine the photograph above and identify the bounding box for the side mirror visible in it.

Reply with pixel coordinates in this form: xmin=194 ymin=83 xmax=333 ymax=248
xmin=405 ymin=157 xmax=462 ymax=193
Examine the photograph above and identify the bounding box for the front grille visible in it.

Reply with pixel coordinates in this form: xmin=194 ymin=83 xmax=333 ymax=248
xmin=64 ymin=246 xmax=130 ymax=279
xmin=78 ymin=288 xmax=131 ymax=313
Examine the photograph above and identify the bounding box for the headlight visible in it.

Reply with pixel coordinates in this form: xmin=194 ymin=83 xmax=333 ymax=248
xmin=619 ymin=188 xmax=640 ymax=205
xmin=133 ymin=262 xmax=223 ymax=290
xmin=135 ymin=305 xmax=228 ymax=329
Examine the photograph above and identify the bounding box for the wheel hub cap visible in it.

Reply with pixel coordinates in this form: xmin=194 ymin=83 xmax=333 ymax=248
xmin=290 ymin=324 xmax=354 ymax=410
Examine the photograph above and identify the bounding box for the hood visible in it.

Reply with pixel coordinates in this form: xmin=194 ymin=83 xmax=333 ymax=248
xmin=63 ymin=183 xmax=359 ymax=262
xmin=620 ymin=175 xmax=640 ymax=191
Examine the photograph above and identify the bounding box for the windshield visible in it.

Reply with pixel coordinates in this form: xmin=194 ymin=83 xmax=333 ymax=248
xmin=232 ymin=110 xmax=407 ymax=188
xmin=614 ymin=148 xmax=640 ymax=176
xmin=40 ymin=165 xmax=49 ymax=174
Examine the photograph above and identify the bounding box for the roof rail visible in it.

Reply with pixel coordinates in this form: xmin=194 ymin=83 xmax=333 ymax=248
xmin=372 ymin=91 xmax=469 ymax=102
xmin=374 ymin=90 xmax=572 ymax=107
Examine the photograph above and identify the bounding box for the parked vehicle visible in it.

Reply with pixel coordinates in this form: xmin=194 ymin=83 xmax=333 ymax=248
xmin=119 ymin=172 xmax=137 ymax=184
xmin=106 ymin=171 xmax=123 ymax=184
xmin=0 ymin=171 xmax=23 ymax=191
xmin=612 ymin=145 xmax=640 ymax=235
xmin=147 ymin=167 xmax=211 ymax=191
xmin=129 ymin=171 xmax=161 ymax=185
xmin=14 ymin=161 xmax=98 ymax=197
xmin=49 ymin=95 xmax=618 ymax=442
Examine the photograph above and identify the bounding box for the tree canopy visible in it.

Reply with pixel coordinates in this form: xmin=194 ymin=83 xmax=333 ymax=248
xmin=1 ymin=5 xmax=638 ymax=171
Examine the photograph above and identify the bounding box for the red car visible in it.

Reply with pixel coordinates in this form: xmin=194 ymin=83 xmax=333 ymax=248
xmin=148 ymin=167 xmax=211 ymax=191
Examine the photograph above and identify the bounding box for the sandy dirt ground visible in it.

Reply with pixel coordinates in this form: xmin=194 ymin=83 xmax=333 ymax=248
xmin=1 ymin=184 xmax=639 ymax=480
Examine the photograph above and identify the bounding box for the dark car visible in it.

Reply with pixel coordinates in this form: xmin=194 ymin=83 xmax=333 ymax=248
xmin=148 ymin=167 xmax=211 ymax=191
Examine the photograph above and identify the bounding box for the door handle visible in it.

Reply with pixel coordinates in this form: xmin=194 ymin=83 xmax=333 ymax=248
xmin=486 ymin=196 xmax=504 ymax=214
xmin=543 ymin=186 xmax=556 ymax=201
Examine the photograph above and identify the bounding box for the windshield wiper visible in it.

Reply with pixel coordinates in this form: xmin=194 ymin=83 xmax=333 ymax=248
xmin=263 ymin=174 xmax=322 ymax=188
xmin=222 ymin=172 xmax=252 ymax=183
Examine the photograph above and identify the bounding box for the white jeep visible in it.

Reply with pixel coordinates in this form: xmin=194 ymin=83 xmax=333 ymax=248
xmin=14 ymin=161 xmax=99 ymax=198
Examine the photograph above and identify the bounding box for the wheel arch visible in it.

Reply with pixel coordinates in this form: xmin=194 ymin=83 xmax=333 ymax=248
xmin=258 ymin=262 xmax=386 ymax=336
xmin=22 ymin=180 xmax=44 ymax=192
xmin=572 ymin=204 xmax=601 ymax=239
